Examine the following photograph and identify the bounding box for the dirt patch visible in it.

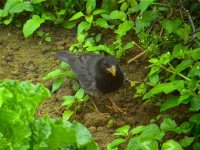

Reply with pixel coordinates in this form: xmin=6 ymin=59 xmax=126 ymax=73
xmin=0 ymin=25 xmax=160 ymax=149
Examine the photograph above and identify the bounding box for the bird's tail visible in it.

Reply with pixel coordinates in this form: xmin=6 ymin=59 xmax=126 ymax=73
xmin=52 ymin=50 xmax=76 ymax=63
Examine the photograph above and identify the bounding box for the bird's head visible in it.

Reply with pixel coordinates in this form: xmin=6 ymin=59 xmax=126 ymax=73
xmin=99 ymin=55 xmax=119 ymax=77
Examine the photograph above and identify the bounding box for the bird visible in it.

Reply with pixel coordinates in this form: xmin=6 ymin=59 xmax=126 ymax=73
xmin=53 ymin=50 xmax=125 ymax=114
xmin=53 ymin=50 xmax=124 ymax=94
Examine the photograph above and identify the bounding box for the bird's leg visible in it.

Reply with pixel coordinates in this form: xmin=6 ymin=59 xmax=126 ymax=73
xmin=89 ymin=98 xmax=110 ymax=118
xmin=106 ymin=98 xmax=127 ymax=114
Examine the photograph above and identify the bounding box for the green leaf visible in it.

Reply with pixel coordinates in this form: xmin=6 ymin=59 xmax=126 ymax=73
xmin=43 ymin=69 xmax=63 ymax=80
xmin=120 ymin=2 xmax=128 ymax=12
xmin=189 ymin=113 xmax=200 ymax=124
xmin=23 ymin=15 xmax=44 ymax=38
xmin=77 ymin=21 xmax=91 ymax=34
xmin=75 ymin=88 xmax=85 ymax=100
xmin=139 ymin=124 xmax=164 ymax=141
xmin=179 ymin=137 xmax=194 ymax=148
xmin=113 ymin=125 xmax=130 ymax=136
xmin=144 ymin=80 xmax=185 ymax=99
xmin=93 ymin=9 xmax=107 ymax=15
xmin=115 ymin=21 xmax=134 ymax=37
xmin=159 ymin=52 xmax=171 ymax=65
xmin=139 ymin=0 xmax=155 ymax=14
xmin=175 ymin=24 xmax=191 ymax=42
xmin=63 ymin=21 xmax=76 ymax=29
xmin=188 ymin=62 xmax=200 ymax=77
xmin=109 ymin=10 xmax=127 ymax=21
xmin=194 ymin=143 xmax=200 ymax=150
xmin=85 ymin=15 xmax=93 ymax=24
xmin=175 ymin=60 xmax=193 ymax=73
xmin=86 ymin=0 xmax=96 ymax=15
xmin=31 ymin=0 xmax=45 ymax=4
xmin=160 ymin=97 xmax=179 ymax=112
xmin=160 ymin=118 xmax=177 ymax=132
xmin=0 ymin=87 xmax=13 ymax=108
xmin=9 ymin=2 xmax=33 ymax=13
xmin=52 ymin=77 xmax=64 ymax=93
xmin=62 ymin=110 xmax=74 ymax=120
xmin=96 ymin=18 xmax=109 ymax=28
xmin=190 ymin=96 xmax=200 ymax=111
xmin=162 ymin=19 xmax=182 ymax=34
xmin=123 ymin=41 xmax=135 ymax=50
xmin=69 ymin=11 xmax=84 ymax=21
xmin=161 ymin=140 xmax=183 ymax=150
xmin=172 ymin=44 xmax=187 ymax=59
xmin=86 ymin=45 xmax=114 ymax=55
xmin=107 ymin=138 xmax=126 ymax=150
xmin=135 ymin=10 xmax=157 ymax=33
xmin=130 ymin=126 xmax=147 ymax=135
xmin=62 ymin=96 xmax=75 ymax=107
xmin=127 ymin=138 xmax=159 ymax=150
xmin=190 ymin=48 xmax=200 ymax=60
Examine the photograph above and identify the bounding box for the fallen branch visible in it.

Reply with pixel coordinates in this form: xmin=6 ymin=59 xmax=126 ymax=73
xmin=127 ymin=51 xmax=146 ymax=64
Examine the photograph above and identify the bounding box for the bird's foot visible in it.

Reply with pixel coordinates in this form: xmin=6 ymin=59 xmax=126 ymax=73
xmin=106 ymin=98 xmax=127 ymax=114
xmin=90 ymin=98 xmax=110 ymax=118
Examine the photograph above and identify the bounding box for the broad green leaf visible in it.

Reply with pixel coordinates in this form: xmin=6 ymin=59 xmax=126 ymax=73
xmin=95 ymin=18 xmax=108 ymax=29
xmin=188 ymin=62 xmax=200 ymax=77
xmin=113 ymin=125 xmax=130 ymax=136
xmin=190 ymin=96 xmax=200 ymax=111
xmin=175 ymin=24 xmax=191 ymax=42
xmin=162 ymin=19 xmax=182 ymax=34
xmin=86 ymin=45 xmax=114 ymax=55
xmin=109 ymin=10 xmax=127 ymax=21
xmin=159 ymin=52 xmax=171 ymax=65
xmin=135 ymin=10 xmax=157 ymax=33
xmin=63 ymin=21 xmax=76 ymax=29
xmin=175 ymin=122 xmax=192 ymax=134
xmin=190 ymin=48 xmax=200 ymax=60
xmin=31 ymin=0 xmax=45 ymax=4
xmin=139 ymin=124 xmax=164 ymax=141
xmin=115 ymin=21 xmax=134 ymax=37
xmin=75 ymin=122 xmax=92 ymax=146
xmin=161 ymin=140 xmax=183 ymax=150
xmin=144 ymin=80 xmax=185 ymax=99
xmin=93 ymin=9 xmax=107 ymax=15
xmin=69 ymin=11 xmax=84 ymax=21
xmin=179 ymin=137 xmax=194 ymax=148
xmin=130 ymin=125 xmax=147 ymax=135
xmin=85 ymin=15 xmax=93 ymax=24
xmin=52 ymin=77 xmax=64 ymax=93
xmin=127 ymin=138 xmax=159 ymax=150
xmin=77 ymin=21 xmax=91 ymax=34
xmin=43 ymin=69 xmax=63 ymax=80
xmin=23 ymin=15 xmax=44 ymax=38
xmin=107 ymin=138 xmax=126 ymax=150
xmin=75 ymin=88 xmax=84 ymax=100
xmin=123 ymin=41 xmax=135 ymax=50
xmin=95 ymin=18 xmax=109 ymax=28
xmin=0 ymin=87 xmax=13 ymax=107
xmin=101 ymin=0 xmax=118 ymax=13
xmin=86 ymin=0 xmax=96 ymax=15
xmin=9 ymin=2 xmax=33 ymax=13
xmin=62 ymin=96 xmax=75 ymax=107
xmin=139 ymin=0 xmax=155 ymax=14
xmin=120 ymin=2 xmax=128 ymax=12
xmin=160 ymin=118 xmax=177 ymax=132
xmin=95 ymin=33 xmax=102 ymax=42
xmin=189 ymin=113 xmax=200 ymax=124
xmin=160 ymin=97 xmax=179 ymax=112
xmin=62 ymin=110 xmax=74 ymax=120
xmin=3 ymin=17 xmax=13 ymax=25
xmin=175 ymin=60 xmax=193 ymax=73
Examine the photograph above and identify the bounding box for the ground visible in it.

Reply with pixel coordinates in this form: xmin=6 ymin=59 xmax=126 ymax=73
xmin=0 ymin=25 xmax=162 ymax=149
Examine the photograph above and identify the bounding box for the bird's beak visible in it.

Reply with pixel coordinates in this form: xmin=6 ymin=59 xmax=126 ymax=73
xmin=106 ymin=65 xmax=116 ymax=76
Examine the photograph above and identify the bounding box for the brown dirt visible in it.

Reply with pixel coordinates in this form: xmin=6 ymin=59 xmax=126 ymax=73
xmin=0 ymin=25 xmax=161 ymax=149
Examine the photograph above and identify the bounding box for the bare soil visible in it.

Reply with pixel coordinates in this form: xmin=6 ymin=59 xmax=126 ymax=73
xmin=0 ymin=25 xmax=161 ymax=149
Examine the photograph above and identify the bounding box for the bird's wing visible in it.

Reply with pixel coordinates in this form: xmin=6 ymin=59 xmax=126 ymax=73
xmin=70 ymin=54 xmax=103 ymax=93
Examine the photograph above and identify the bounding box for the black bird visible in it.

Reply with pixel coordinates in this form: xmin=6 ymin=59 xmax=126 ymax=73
xmin=53 ymin=50 xmax=124 ymax=94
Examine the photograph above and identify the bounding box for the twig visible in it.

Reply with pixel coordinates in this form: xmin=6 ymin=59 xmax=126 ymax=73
xmin=127 ymin=51 xmax=146 ymax=64
xmin=181 ymin=6 xmax=196 ymax=39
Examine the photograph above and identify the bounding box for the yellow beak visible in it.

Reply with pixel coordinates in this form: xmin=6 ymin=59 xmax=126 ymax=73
xmin=106 ymin=65 xmax=116 ymax=76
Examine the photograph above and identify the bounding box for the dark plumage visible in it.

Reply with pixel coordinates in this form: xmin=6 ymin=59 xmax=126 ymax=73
xmin=53 ymin=50 xmax=124 ymax=94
